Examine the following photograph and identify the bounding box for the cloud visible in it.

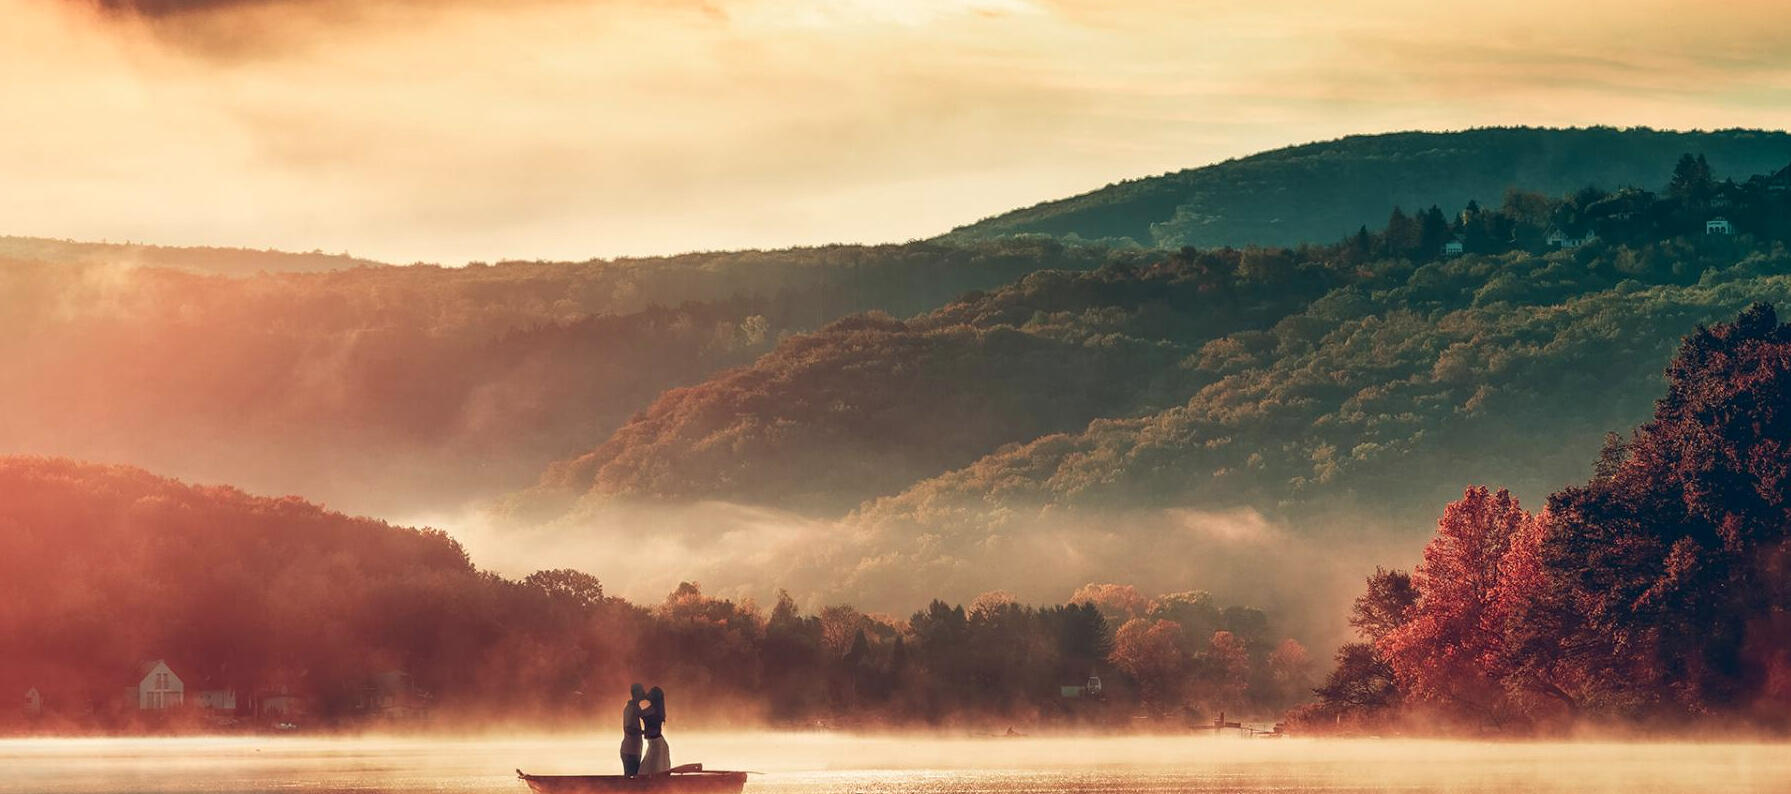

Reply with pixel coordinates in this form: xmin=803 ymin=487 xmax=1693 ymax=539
xmin=7 ymin=0 xmax=1791 ymax=263
xmin=91 ymin=0 xmax=244 ymax=14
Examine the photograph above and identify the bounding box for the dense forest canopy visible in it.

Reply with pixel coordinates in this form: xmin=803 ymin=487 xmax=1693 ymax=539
xmin=947 ymin=127 xmax=1791 ymax=249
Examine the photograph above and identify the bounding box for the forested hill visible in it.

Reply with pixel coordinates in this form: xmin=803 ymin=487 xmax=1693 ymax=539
xmin=945 ymin=127 xmax=1791 ymax=249
xmin=535 ymin=154 xmax=1791 ymax=612
xmin=0 ymin=238 xmax=1126 ymax=516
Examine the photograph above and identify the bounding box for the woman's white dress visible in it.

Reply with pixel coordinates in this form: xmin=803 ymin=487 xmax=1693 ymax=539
xmin=640 ymin=736 xmax=671 ymax=774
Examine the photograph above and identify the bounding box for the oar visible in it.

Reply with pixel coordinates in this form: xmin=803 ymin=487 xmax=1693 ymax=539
xmin=666 ymin=764 xmax=766 ymax=775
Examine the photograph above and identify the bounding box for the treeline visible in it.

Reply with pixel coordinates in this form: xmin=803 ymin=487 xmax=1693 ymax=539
xmin=0 ymin=456 xmax=1311 ymax=732
xmin=0 ymin=238 xmax=1127 ymax=514
xmin=1299 ymin=305 xmax=1791 ymax=733
xmin=1345 ymin=152 xmax=1791 ymax=263
xmin=948 ymin=127 xmax=1791 ymax=249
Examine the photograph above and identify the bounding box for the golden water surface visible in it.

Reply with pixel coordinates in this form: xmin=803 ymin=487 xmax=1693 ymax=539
xmin=1 ymin=733 xmax=1785 ymax=793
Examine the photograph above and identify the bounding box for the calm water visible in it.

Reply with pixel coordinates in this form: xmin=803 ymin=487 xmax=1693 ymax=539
xmin=1 ymin=733 xmax=1786 ymax=793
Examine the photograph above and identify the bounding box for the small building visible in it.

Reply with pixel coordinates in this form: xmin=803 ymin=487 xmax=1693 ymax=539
xmin=1707 ymin=217 xmax=1734 ymax=235
xmin=1085 ymin=672 xmax=1103 ymax=696
xmin=195 ymin=688 xmax=238 ymax=712
xmin=23 ymin=687 xmax=42 ymax=717
xmin=132 ymin=660 xmax=184 ymax=710
xmin=1442 ymin=239 xmax=1464 ymax=257
xmin=1059 ymin=685 xmax=1084 ymax=698
xmin=1548 ymin=229 xmax=1595 ymax=248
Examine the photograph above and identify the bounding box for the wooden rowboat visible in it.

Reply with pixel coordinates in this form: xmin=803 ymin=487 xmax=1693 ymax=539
xmin=516 ymin=765 xmax=748 ymax=794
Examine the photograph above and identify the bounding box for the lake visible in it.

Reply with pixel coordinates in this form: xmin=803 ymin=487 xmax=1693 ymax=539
xmin=1 ymin=733 xmax=1786 ymax=793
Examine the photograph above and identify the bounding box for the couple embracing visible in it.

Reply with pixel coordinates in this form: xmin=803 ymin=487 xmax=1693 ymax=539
xmin=619 ymin=684 xmax=669 ymax=777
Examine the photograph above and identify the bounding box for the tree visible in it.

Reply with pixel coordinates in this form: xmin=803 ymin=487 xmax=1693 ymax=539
xmin=1667 ymin=153 xmax=1715 ymax=203
xmin=522 ymin=569 xmax=605 ymax=610
xmin=1196 ymin=630 xmax=1250 ymax=711
xmin=1268 ymin=638 xmax=1313 ymax=691
xmin=1147 ymin=590 xmax=1220 ymax=646
xmin=1545 ymin=303 xmax=1791 ymax=717
xmin=1349 ymin=568 xmax=1417 ymax=643
xmin=1378 ymin=487 xmax=1531 ymax=720
xmin=1418 ymin=206 xmax=1452 ymax=256
xmin=1489 ymin=508 xmax=1588 ymax=719
xmin=1383 ymin=207 xmax=1419 ymax=257
xmin=1071 ymin=583 xmax=1148 ymax=623
xmin=1110 ymin=618 xmax=1189 ymax=713
xmin=1311 ymin=642 xmax=1399 ymax=712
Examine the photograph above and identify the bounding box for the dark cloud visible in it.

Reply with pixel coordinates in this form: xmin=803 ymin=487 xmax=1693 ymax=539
xmin=89 ymin=0 xmax=266 ymax=15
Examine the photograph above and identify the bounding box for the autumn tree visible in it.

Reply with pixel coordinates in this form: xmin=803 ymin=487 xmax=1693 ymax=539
xmin=522 ymin=569 xmax=605 ymax=609
xmin=1110 ymin=618 xmax=1189 ymax=713
xmin=1194 ymin=630 xmax=1251 ymax=712
xmin=1267 ymin=638 xmax=1314 ymax=700
xmin=1378 ymin=487 xmax=1531 ymax=723
xmin=1071 ymin=583 xmax=1148 ymax=624
xmin=1545 ymin=303 xmax=1791 ymax=719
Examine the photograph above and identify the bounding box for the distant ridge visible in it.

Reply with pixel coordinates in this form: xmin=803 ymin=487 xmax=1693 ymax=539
xmin=0 ymin=235 xmax=389 ymax=275
xmin=945 ymin=127 xmax=1791 ymax=249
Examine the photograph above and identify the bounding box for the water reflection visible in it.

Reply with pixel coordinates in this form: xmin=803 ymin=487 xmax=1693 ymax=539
xmin=1 ymin=734 xmax=1786 ymax=793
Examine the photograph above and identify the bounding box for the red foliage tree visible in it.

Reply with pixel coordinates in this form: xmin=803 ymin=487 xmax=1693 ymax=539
xmin=1378 ymin=487 xmax=1531 ymax=721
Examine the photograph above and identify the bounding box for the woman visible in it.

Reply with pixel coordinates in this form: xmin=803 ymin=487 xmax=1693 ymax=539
xmin=638 ymin=686 xmax=671 ymax=775
xmin=620 ymin=683 xmax=646 ymax=777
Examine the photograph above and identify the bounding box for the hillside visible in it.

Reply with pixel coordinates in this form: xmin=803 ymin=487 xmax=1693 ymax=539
xmin=946 ymin=127 xmax=1791 ymax=249
xmin=544 ymin=250 xmax=1342 ymax=512
xmin=0 ymin=239 xmax=1127 ymax=515
xmin=530 ymin=155 xmax=1791 ymax=611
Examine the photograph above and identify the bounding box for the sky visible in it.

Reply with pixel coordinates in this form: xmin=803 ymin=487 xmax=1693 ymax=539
xmin=7 ymin=0 xmax=1791 ymax=264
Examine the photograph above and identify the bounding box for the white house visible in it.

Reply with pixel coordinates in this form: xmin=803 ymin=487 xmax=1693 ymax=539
xmin=1707 ymin=217 xmax=1734 ymax=235
xmin=1548 ymin=229 xmax=1595 ymax=248
xmin=23 ymin=687 xmax=42 ymax=717
xmin=1443 ymin=239 xmax=1465 ymax=257
xmin=134 ymin=660 xmax=184 ymax=710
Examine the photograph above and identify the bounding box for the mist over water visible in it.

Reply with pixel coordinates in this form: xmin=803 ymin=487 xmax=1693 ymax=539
xmin=437 ymin=497 xmax=1425 ymax=652
xmin=3 ymin=734 xmax=1786 ymax=793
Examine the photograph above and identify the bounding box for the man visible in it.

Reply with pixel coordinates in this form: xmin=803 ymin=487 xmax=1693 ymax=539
xmin=620 ymin=683 xmax=646 ymax=776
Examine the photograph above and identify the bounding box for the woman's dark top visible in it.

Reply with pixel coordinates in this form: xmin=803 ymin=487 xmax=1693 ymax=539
xmin=641 ymin=706 xmax=664 ymax=739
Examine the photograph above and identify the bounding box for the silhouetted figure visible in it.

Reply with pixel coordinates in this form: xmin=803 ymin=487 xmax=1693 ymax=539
xmin=620 ymin=683 xmax=646 ymax=776
xmin=639 ymin=686 xmax=671 ymax=775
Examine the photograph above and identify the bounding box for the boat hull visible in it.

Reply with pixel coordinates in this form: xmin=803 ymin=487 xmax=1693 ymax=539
xmin=518 ymin=770 xmax=748 ymax=794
